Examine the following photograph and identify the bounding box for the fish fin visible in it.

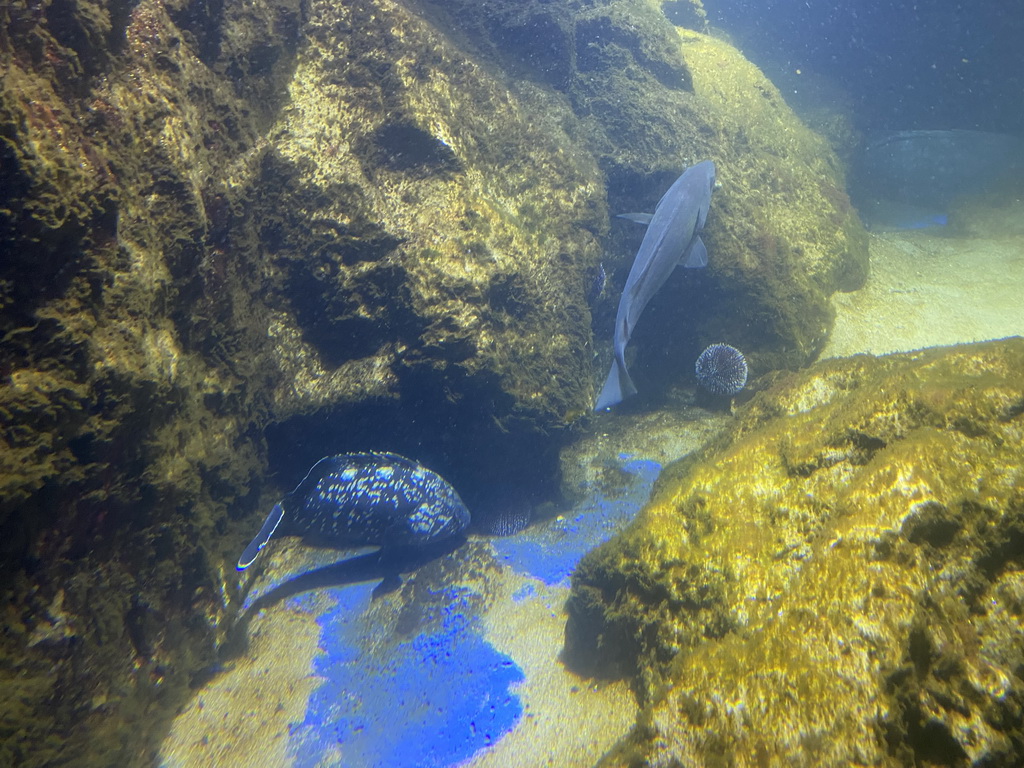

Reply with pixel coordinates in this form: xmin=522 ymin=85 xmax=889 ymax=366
xmin=696 ymin=199 xmax=711 ymax=231
xmin=237 ymin=503 xmax=285 ymax=570
xmin=616 ymin=212 xmax=654 ymax=225
xmin=372 ymin=573 xmax=404 ymax=600
xmin=290 ymin=455 xmax=349 ymax=496
xmin=368 ymin=452 xmax=423 ymax=471
xmin=594 ymin=358 xmax=638 ymax=411
xmin=682 ymin=236 xmax=708 ymax=269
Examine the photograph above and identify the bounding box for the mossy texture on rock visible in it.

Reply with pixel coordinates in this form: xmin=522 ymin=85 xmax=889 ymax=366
xmin=257 ymin=0 xmax=605 ymax=425
xmin=675 ymin=30 xmax=869 ymax=358
xmin=568 ymin=338 xmax=1024 ymax=766
xmin=2 ymin=0 xmax=604 ymax=762
xmin=2 ymin=0 xmax=291 ymax=764
xmin=619 ymin=29 xmax=868 ymax=393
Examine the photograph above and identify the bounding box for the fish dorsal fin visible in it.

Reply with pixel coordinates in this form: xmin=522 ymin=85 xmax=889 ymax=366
xmin=289 ymin=455 xmax=351 ymax=496
xmin=345 ymin=451 xmax=426 ymax=475
xmin=237 ymin=503 xmax=285 ymax=570
xmin=365 ymin=451 xmax=422 ymax=470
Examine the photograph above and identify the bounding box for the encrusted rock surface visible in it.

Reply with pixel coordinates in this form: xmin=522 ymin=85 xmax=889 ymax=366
xmin=566 ymin=337 xmax=1024 ymax=766
xmin=2 ymin=0 xmax=866 ymax=763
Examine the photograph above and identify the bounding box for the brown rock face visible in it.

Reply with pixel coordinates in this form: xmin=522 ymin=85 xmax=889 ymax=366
xmin=566 ymin=338 xmax=1024 ymax=766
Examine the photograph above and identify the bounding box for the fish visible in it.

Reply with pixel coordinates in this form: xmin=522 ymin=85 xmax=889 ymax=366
xmin=237 ymin=452 xmax=471 ymax=570
xmin=851 ymin=130 xmax=1024 ymax=211
xmin=594 ymin=159 xmax=717 ymax=410
xmin=478 ymin=499 xmax=532 ymax=537
xmin=857 ymin=199 xmax=948 ymax=232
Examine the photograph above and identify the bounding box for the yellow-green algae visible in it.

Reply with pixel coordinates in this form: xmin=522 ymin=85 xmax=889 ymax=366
xmin=662 ymin=29 xmax=868 ymax=376
xmin=568 ymin=338 xmax=1024 ymax=766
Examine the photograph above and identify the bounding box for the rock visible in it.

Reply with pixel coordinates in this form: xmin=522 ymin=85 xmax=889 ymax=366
xmin=566 ymin=337 xmax=1024 ymax=766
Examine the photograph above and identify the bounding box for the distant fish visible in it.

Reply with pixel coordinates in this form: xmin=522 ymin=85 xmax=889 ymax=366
xmin=695 ymin=343 xmax=747 ymax=395
xmin=851 ymin=130 xmax=1024 ymax=211
xmin=237 ymin=452 xmax=470 ymax=570
xmin=595 ymin=160 xmax=717 ymax=410
xmin=858 ymin=199 xmax=948 ymax=232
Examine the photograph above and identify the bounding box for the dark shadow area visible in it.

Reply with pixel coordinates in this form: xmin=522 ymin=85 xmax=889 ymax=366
xmin=363 ymin=121 xmax=463 ymax=176
xmin=263 ymin=379 xmax=565 ymax=541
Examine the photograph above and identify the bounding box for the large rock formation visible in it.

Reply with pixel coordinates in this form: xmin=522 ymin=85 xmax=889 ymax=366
xmin=434 ymin=2 xmax=868 ymax=388
xmin=1 ymin=0 xmax=865 ymax=763
xmin=566 ymin=337 xmax=1024 ymax=766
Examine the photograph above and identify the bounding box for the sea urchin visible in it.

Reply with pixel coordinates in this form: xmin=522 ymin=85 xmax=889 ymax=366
xmin=695 ymin=343 xmax=748 ymax=395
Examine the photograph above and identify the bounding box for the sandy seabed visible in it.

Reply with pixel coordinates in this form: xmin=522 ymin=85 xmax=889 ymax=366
xmin=825 ymin=219 xmax=1024 ymax=359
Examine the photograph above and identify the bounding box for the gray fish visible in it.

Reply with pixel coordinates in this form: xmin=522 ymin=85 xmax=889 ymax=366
xmin=237 ymin=452 xmax=470 ymax=570
xmin=595 ymin=160 xmax=717 ymax=410
xmin=851 ymin=130 xmax=1024 ymax=211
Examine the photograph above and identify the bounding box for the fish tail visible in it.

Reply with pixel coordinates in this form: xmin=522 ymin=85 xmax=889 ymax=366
xmin=594 ymin=358 xmax=637 ymax=411
xmin=237 ymin=503 xmax=285 ymax=570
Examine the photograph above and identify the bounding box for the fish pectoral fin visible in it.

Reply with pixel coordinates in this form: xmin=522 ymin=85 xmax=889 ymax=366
xmin=372 ymin=572 xmax=404 ymax=600
xmin=682 ymin=236 xmax=708 ymax=269
xmin=237 ymin=503 xmax=285 ymax=570
xmin=616 ymin=212 xmax=654 ymax=226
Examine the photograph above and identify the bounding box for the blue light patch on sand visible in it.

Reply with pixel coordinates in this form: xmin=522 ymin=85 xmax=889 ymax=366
xmin=286 ymin=592 xmax=322 ymax=613
xmin=492 ymin=455 xmax=661 ymax=585
xmin=288 ymin=582 xmax=523 ymax=768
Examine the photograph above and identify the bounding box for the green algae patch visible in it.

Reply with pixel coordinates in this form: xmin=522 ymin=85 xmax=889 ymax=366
xmin=567 ymin=337 xmax=1024 ymax=766
xmin=0 ymin=0 xmax=878 ymax=763
xmin=423 ymin=1 xmax=868 ymax=387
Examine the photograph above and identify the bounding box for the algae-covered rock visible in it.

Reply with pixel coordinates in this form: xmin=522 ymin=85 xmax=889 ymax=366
xmin=1 ymin=0 xmax=604 ymax=761
xmin=250 ymin=0 xmax=607 ymax=491
xmin=616 ymin=27 xmax=868 ymax=389
xmin=567 ymin=337 xmax=1024 ymax=766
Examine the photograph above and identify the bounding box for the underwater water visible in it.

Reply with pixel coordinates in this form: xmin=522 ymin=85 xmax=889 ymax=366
xmin=4 ymin=0 xmax=1024 ymax=767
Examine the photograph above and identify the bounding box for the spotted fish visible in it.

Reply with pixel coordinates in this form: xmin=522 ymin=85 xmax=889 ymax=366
xmin=237 ymin=452 xmax=471 ymax=570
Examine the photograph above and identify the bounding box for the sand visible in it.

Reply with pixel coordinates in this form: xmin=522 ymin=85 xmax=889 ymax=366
xmin=824 ymin=227 xmax=1024 ymax=359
